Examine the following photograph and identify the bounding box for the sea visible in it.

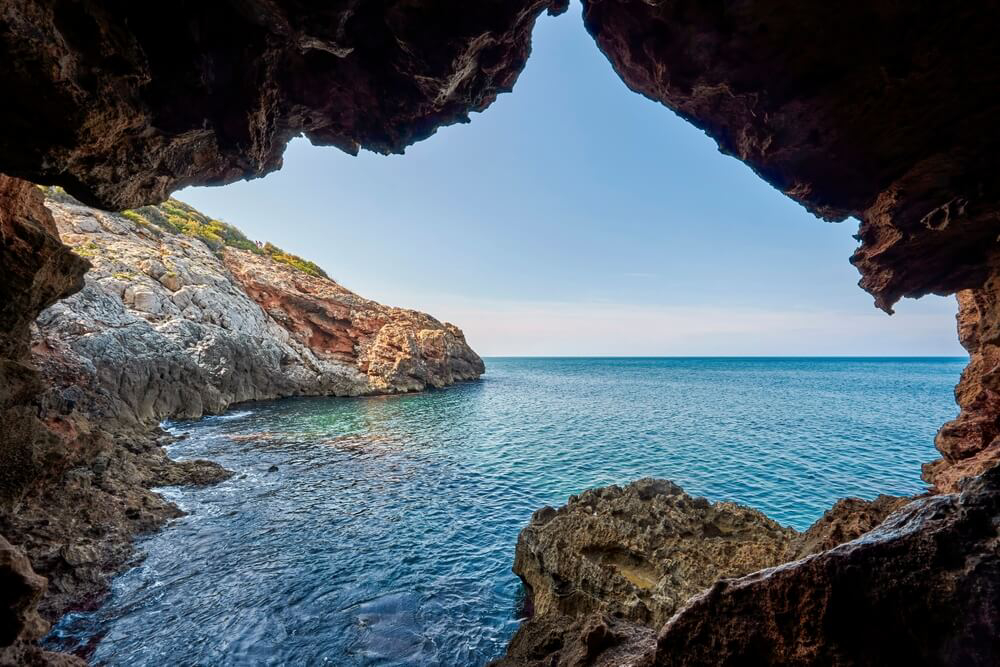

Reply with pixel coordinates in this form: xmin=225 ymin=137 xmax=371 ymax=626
xmin=45 ymin=357 xmax=966 ymax=665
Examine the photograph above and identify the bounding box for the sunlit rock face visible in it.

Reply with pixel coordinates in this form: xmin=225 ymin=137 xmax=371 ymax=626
xmin=224 ymin=247 xmax=485 ymax=394
xmin=36 ymin=194 xmax=484 ymax=422
xmin=0 ymin=0 xmax=568 ymax=210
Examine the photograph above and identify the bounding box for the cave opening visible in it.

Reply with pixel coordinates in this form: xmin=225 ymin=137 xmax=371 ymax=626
xmin=1 ymin=0 xmax=998 ymax=665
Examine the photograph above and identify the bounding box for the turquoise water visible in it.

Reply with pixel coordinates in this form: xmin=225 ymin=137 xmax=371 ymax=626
xmin=47 ymin=357 xmax=964 ymax=665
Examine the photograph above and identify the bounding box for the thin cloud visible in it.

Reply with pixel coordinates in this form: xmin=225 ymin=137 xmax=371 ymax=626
xmin=414 ymin=296 xmax=964 ymax=357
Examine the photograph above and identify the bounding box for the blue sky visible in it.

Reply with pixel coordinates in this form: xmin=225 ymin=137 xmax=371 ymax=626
xmin=180 ymin=1 xmax=963 ymax=357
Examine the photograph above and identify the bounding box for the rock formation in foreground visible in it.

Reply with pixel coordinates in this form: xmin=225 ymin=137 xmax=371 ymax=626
xmin=492 ymin=479 xmax=913 ymax=666
xmin=648 ymin=468 xmax=1000 ymax=666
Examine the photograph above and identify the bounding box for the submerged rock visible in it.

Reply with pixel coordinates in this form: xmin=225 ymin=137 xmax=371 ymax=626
xmin=494 ymin=478 xmax=911 ymax=666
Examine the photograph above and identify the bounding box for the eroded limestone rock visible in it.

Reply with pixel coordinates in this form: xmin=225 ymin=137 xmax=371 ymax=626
xmin=512 ymin=479 xmax=795 ymax=628
xmin=926 ymin=276 xmax=1000 ymax=492
xmin=494 ymin=479 xmax=909 ymax=666
xmin=654 ymin=467 xmax=1000 ymax=666
xmin=0 ymin=536 xmax=85 ymax=666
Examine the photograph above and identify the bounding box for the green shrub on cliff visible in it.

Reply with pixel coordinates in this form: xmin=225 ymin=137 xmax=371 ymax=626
xmin=37 ymin=184 xmax=77 ymax=204
xmin=121 ymin=199 xmax=330 ymax=280
xmin=260 ymin=243 xmax=329 ymax=279
xmin=39 ymin=185 xmax=331 ymax=281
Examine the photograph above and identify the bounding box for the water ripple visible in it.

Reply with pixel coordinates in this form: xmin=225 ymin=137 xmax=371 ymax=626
xmin=46 ymin=357 xmax=964 ymax=665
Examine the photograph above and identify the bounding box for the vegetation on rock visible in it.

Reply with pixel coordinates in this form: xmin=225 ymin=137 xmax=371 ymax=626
xmin=40 ymin=186 xmax=329 ymax=279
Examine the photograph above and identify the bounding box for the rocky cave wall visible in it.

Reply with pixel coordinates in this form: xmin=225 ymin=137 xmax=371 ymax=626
xmin=0 ymin=0 xmax=569 ymax=210
xmin=1 ymin=0 xmax=1000 ymax=665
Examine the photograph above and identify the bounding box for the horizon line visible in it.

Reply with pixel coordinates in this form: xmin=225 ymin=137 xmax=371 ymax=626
xmin=479 ymin=354 xmax=968 ymax=359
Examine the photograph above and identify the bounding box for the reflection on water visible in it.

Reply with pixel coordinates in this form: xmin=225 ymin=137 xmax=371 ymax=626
xmin=45 ymin=357 xmax=964 ymax=665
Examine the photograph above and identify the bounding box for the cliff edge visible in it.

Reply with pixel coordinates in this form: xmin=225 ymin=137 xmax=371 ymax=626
xmin=34 ymin=191 xmax=484 ymax=426
xmin=1 ymin=187 xmax=483 ymax=653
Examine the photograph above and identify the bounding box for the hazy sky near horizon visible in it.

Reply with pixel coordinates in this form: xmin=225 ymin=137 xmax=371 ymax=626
xmin=179 ymin=2 xmax=963 ymax=357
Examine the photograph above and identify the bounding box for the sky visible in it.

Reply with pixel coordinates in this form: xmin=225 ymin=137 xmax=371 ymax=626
xmin=179 ymin=1 xmax=964 ymax=357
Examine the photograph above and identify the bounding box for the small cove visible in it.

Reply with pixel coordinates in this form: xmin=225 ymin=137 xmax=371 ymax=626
xmin=46 ymin=357 xmax=964 ymax=665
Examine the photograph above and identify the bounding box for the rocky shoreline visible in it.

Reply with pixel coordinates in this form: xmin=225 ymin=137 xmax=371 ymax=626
xmin=492 ymin=479 xmax=909 ymax=666
xmin=36 ymin=191 xmax=485 ymax=423
xmin=0 ymin=184 xmax=484 ymax=665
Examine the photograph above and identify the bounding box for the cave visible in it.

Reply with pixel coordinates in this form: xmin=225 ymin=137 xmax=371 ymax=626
xmin=1 ymin=1 xmax=998 ymax=665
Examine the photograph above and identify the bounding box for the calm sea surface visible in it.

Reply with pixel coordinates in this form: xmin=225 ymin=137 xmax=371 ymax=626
xmin=47 ymin=357 xmax=965 ymax=665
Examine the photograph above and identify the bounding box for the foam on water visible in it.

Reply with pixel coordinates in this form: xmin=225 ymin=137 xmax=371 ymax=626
xmin=46 ymin=357 xmax=964 ymax=665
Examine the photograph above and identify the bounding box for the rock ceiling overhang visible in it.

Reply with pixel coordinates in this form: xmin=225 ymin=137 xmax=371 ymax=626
xmin=2 ymin=0 xmax=1000 ymax=308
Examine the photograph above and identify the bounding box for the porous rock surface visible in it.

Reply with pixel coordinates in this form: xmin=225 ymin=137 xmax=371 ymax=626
xmin=0 ymin=0 xmax=568 ymax=210
xmin=512 ymin=479 xmax=796 ymax=628
xmin=925 ymin=277 xmax=1000 ymax=492
xmin=35 ymin=196 xmax=484 ymax=426
xmin=654 ymin=466 xmax=1000 ymax=666
xmin=493 ymin=479 xmax=906 ymax=666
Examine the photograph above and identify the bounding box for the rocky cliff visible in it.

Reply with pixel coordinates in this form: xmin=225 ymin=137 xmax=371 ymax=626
xmin=35 ymin=191 xmax=484 ymax=425
xmin=0 ymin=185 xmax=483 ymax=663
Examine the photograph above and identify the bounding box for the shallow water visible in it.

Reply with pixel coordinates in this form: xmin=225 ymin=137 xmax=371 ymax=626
xmin=46 ymin=357 xmax=965 ymax=665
